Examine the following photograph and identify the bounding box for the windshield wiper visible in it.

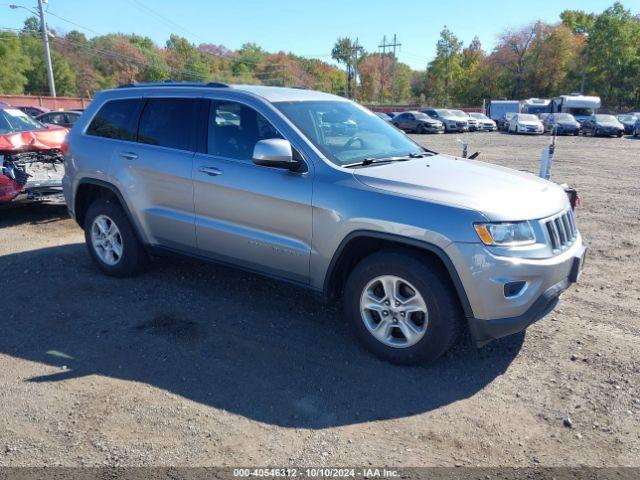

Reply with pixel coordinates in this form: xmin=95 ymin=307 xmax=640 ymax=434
xmin=342 ymin=153 xmax=424 ymax=168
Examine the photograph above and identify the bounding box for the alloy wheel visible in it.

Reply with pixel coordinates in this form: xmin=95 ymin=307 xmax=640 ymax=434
xmin=91 ymin=214 xmax=124 ymax=266
xmin=359 ymin=275 xmax=429 ymax=348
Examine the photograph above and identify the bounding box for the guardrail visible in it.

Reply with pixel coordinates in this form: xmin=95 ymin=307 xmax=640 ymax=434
xmin=0 ymin=94 xmax=91 ymax=111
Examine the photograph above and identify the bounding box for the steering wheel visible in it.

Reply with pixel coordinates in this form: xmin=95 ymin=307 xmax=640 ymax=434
xmin=343 ymin=136 xmax=363 ymax=149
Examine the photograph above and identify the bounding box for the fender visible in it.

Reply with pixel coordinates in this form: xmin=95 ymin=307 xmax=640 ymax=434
xmin=323 ymin=230 xmax=474 ymax=319
xmin=74 ymin=178 xmax=150 ymax=246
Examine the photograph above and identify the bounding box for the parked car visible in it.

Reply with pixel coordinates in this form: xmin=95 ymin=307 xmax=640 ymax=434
xmin=15 ymin=105 xmax=50 ymax=118
xmin=0 ymin=105 xmax=67 ymax=205
xmin=543 ymin=113 xmax=581 ymax=135
xmin=508 ymin=114 xmax=544 ymax=135
xmin=392 ymin=111 xmax=444 ymax=134
xmin=421 ymin=108 xmax=467 ymax=133
xmin=618 ymin=114 xmax=638 ymax=135
xmin=63 ymin=82 xmax=586 ymax=365
xmin=468 ymin=113 xmax=497 ymax=131
xmin=581 ymin=114 xmax=624 ymax=137
xmin=497 ymin=112 xmax=517 ymax=131
xmin=450 ymin=110 xmax=477 ymax=131
xmin=375 ymin=112 xmax=393 ymax=123
xmin=634 ymin=118 xmax=640 ymax=137
xmin=36 ymin=110 xmax=83 ymax=128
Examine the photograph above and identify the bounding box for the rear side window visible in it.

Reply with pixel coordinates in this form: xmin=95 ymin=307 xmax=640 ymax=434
xmin=137 ymin=98 xmax=204 ymax=151
xmin=87 ymin=99 xmax=144 ymax=141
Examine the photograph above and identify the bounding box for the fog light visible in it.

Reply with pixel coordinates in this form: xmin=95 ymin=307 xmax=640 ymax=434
xmin=504 ymin=281 xmax=527 ymax=298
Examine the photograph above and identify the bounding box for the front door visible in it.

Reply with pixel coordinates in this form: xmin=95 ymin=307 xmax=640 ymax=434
xmin=192 ymin=100 xmax=313 ymax=283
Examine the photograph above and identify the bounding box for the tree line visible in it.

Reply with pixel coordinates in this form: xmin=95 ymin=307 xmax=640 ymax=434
xmin=0 ymin=2 xmax=638 ymax=110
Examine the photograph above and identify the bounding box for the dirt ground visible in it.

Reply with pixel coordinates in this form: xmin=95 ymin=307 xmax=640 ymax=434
xmin=0 ymin=132 xmax=638 ymax=468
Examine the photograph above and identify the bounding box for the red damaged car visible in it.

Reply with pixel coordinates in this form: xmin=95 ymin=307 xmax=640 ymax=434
xmin=0 ymin=105 xmax=68 ymax=205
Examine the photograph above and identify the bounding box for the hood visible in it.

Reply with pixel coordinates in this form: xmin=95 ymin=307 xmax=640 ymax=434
xmin=0 ymin=125 xmax=68 ymax=153
xmin=352 ymin=154 xmax=569 ymax=221
xmin=516 ymin=120 xmax=542 ymax=126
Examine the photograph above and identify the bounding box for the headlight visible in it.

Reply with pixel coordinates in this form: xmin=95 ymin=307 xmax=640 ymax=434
xmin=474 ymin=222 xmax=536 ymax=246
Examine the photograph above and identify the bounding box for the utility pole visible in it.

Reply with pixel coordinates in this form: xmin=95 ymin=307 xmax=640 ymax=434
xmin=379 ymin=35 xmax=401 ymax=104
xmin=352 ymin=38 xmax=364 ymax=100
xmin=37 ymin=0 xmax=56 ymax=97
xmin=379 ymin=36 xmax=386 ymax=104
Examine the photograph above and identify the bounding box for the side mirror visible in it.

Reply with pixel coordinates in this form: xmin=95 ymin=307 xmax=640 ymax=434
xmin=252 ymin=138 xmax=301 ymax=171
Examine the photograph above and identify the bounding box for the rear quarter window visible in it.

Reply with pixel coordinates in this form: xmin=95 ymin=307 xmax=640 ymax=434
xmin=87 ymin=99 xmax=144 ymax=141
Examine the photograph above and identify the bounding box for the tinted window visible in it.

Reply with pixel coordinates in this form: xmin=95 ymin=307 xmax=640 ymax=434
xmin=208 ymin=101 xmax=282 ymax=161
xmin=87 ymin=99 xmax=144 ymax=141
xmin=137 ymin=98 xmax=203 ymax=151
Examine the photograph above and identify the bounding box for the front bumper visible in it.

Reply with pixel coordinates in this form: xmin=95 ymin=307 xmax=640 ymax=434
xmin=445 ymin=238 xmax=586 ymax=345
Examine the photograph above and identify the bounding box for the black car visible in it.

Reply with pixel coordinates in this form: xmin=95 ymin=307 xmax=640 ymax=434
xmin=581 ymin=114 xmax=624 ymax=137
xmin=543 ymin=113 xmax=581 ymax=135
xmin=392 ymin=111 xmax=445 ymax=134
xmin=497 ymin=112 xmax=517 ymax=131
xmin=35 ymin=110 xmax=82 ymax=128
xmin=619 ymin=114 xmax=638 ymax=135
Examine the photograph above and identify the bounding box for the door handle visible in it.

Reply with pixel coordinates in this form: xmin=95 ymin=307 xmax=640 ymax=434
xmin=199 ymin=166 xmax=223 ymax=177
xmin=120 ymin=152 xmax=138 ymax=160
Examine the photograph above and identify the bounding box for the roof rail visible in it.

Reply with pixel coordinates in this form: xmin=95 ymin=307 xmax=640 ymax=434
xmin=117 ymin=81 xmax=230 ymax=89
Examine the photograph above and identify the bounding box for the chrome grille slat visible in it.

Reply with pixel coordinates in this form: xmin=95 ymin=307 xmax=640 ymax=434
xmin=543 ymin=208 xmax=579 ymax=252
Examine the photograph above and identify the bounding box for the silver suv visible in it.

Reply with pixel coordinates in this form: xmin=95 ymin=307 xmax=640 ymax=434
xmin=63 ymin=82 xmax=586 ymax=364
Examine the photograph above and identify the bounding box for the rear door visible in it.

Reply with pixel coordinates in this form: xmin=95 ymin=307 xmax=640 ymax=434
xmin=192 ymin=99 xmax=313 ymax=283
xmin=106 ymin=97 xmax=206 ymax=251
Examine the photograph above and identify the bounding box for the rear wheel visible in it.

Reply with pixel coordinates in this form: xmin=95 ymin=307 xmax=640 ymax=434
xmin=343 ymin=251 xmax=462 ymax=364
xmin=416 ymin=124 xmax=424 ymax=134
xmin=83 ymin=196 xmax=148 ymax=277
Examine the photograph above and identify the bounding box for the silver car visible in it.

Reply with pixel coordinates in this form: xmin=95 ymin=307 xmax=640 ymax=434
xmin=63 ymin=82 xmax=586 ymax=364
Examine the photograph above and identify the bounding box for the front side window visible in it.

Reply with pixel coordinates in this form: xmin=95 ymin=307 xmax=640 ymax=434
xmin=207 ymin=101 xmax=282 ymax=161
xmin=275 ymin=100 xmax=424 ymax=167
xmin=87 ymin=99 xmax=144 ymax=141
xmin=138 ymin=98 xmax=203 ymax=151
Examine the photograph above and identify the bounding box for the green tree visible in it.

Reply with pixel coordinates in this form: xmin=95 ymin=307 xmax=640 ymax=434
xmin=331 ymin=37 xmax=359 ymax=98
xmin=425 ymin=27 xmax=463 ymax=106
xmin=166 ymin=34 xmax=210 ymax=81
xmin=0 ymin=31 xmax=29 ymax=94
xmin=585 ymin=2 xmax=640 ymax=109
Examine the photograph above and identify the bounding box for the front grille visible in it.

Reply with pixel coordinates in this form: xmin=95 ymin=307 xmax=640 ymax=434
xmin=544 ymin=209 xmax=578 ymax=251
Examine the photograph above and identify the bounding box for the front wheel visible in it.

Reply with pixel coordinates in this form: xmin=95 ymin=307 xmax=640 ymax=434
xmin=416 ymin=124 xmax=424 ymax=134
xmin=343 ymin=251 xmax=462 ymax=364
xmin=83 ymin=196 xmax=148 ymax=277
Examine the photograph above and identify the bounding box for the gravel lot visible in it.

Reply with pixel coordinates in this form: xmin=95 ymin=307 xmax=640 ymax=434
xmin=0 ymin=132 xmax=638 ymax=467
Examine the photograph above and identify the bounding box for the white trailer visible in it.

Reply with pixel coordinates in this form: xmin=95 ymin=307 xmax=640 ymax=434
xmin=550 ymin=94 xmax=601 ymax=124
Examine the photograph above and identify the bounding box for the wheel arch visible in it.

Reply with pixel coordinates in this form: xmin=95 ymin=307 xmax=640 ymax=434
xmin=323 ymin=231 xmax=474 ymax=319
xmin=74 ymin=178 xmax=148 ymax=245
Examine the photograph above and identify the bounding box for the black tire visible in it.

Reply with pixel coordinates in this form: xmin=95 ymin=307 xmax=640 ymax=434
xmin=83 ymin=196 xmax=148 ymax=277
xmin=343 ymin=250 xmax=463 ymax=365
xmin=416 ymin=124 xmax=424 ymax=134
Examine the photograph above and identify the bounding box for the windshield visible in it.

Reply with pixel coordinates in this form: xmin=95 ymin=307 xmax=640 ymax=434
xmin=568 ymin=107 xmax=593 ymax=117
xmin=525 ymin=105 xmax=548 ymax=115
xmin=451 ymin=110 xmax=468 ymax=117
xmin=621 ymin=114 xmax=637 ymax=122
xmin=435 ymin=109 xmax=454 ymax=117
xmin=413 ymin=112 xmax=431 ymax=120
xmin=470 ymin=113 xmax=488 ymax=120
xmin=595 ymin=114 xmax=618 ymax=123
xmin=0 ymin=108 xmax=46 ymax=134
xmin=274 ymin=101 xmax=424 ymax=166
xmin=518 ymin=114 xmax=539 ymax=122
xmin=556 ymin=113 xmax=576 ymax=122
